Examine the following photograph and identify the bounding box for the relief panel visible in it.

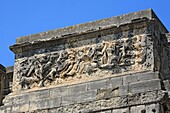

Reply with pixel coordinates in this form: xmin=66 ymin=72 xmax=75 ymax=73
xmin=12 ymin=33 xmax=153 ymax=91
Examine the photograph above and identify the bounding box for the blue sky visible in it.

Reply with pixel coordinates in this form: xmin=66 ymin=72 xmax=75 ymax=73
xmin=0 ymin=0 xmax=169 ymax=67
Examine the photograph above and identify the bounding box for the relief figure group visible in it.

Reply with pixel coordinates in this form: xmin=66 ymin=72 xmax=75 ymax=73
xmin=16 ymin=35 xmax=146 ymax=90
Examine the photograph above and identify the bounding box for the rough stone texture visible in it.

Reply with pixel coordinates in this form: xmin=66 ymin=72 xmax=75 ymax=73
xmin=0 ymin=64 xmax=6 ymax=105
xmin=4 ymin=66 xmax=13 ymax=96
xmin=0 ymin=71 xmax=168 ymax=113
xmin=0 ymin=9 xmax=170 ymax=113
xmin=15 ymin=9 xmax=155 ymax=44
xmin=10 ymin=11 xmax=162 ymax=92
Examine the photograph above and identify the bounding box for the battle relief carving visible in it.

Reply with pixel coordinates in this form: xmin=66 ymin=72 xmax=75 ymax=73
xmin=14 ymin=34 xmax=149 ymax=90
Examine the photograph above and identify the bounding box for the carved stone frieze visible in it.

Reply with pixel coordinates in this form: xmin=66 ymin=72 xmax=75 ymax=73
xmin=3 ymin=9 xmax=170 ymax=113
xmin=12 ymin=34 xmax=152 ymax=91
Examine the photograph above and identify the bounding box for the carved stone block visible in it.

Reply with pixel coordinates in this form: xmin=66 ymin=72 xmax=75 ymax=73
xmin=2 ymin=9 xmax=170 ymax=113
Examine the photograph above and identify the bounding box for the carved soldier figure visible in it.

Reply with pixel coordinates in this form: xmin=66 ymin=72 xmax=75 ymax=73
xmin=134 ymin=35 xmax=146 ymax=64
xmin=57 ymin=50 xmax=68 ymax=72
xmin=101 ymin=42 xmax=108 ymax=65
xmin=19 ymin=57 xmax=40 ymax=89
xmin=93 ymin=43 xmax=103 ymax=64
xmin=60 ymin=50 xmax=77 ymax=78
xmin=38 ymin=55 xmax=53 ymax=87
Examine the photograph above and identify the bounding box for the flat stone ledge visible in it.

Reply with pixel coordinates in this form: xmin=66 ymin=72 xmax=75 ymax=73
xmin=10 ymin=19 xmax=151 ymax=54
xmin=16 ymin=9 xmax=154 ymax=44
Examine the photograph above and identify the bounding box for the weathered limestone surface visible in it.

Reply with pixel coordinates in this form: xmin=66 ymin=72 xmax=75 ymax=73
xmin=0 ymin=64 xmax=6 ymax=105
xmin=4 ymin=66 xmax=13 ymax=95
xmin=0 ymin=9 xmax=170 ymax=113
xmin=1 ymin=71 xmax=167 ymax=113
xmin=10 ymin=9 xmax=167 ymax=92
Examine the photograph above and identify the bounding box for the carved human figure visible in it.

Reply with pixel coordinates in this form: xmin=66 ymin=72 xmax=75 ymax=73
xmin=17 ymin=58 xmax=28 ymax=80
xmin=100 ymin=41 xmax=123 ymax=68
xmin=107 ymin=43 xmax=117 ymax=65
xmin=84 ymin=45 xmax=103 ymax=75
xmin=56 ymin=50 xmax=68 ymax=72
xmin=60 ymin=50 xmax=77 ymax=78
xmin=93 ymin=43 xmax=103 ymax=64
xmin=38 ymin=56 xmax=53 ymax=87
xmin=76 ymin=49 xmax=86 ymax=74
xmin=101 ymin=42 xmax=108 ymax=65
xmin=123 ymin=38 xmax=136 ymax=66
xmin=76 ymin=48 xmax=95 ymax=74
xmin=37 ymin=53 xmax=60 ymax=87
xmin=19 ymin=57 xmax=40 ymax=89
xmin=26 ymin=58 xmax=36 ymax=77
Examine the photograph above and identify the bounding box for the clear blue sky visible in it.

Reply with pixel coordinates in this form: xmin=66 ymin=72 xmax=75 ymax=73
xmin=0 ymin=0 xmax=169 ymax=67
